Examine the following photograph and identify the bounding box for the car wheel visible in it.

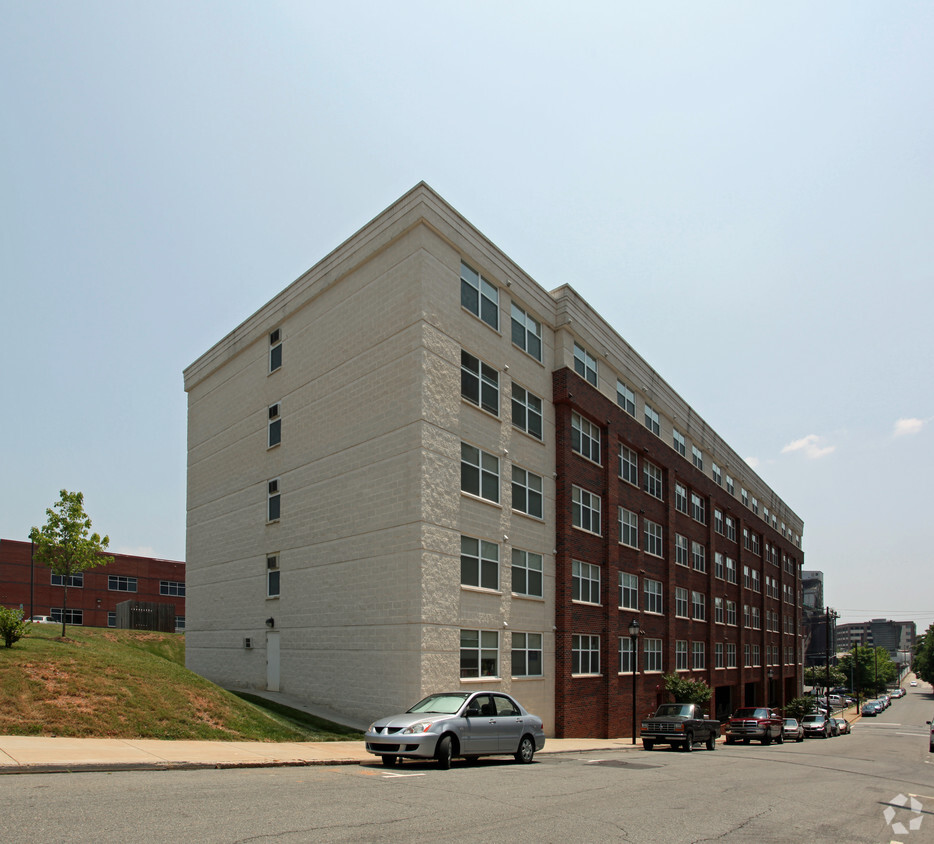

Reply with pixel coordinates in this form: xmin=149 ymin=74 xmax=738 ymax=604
xmin=776 ymin=730 xmax=784 ymax=744
xmin=682 ymin=731 xmax=694 ymax=752
xmin=436 ymin=735 xmax=454 ymax=770
xmin=797 ymin=735 xmax=804 ymax=742
xmin=743 ymin=739 xmax=751 ymax=745
xmin=642 ymin=739 xmax=655 ymax=751
xmin=930 ymin=742 xmax=933 ymax=754
xmin=706 ymin=733 xmax=716 ymax=751
xmin=514 ymin=735 xmax=535 ymax=764
xmin=762 ymin=730 xmax=771 ymax=745
xmin=381 ymin=755 xmax=399 ymax=767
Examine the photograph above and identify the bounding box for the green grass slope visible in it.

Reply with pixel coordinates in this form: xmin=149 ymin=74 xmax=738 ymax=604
xmin=0 ymin=625 xmax=362 ymax=742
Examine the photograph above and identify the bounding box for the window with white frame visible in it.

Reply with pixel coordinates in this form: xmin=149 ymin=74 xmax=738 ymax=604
xmin=715 ymin=642 xmax=724 ymax=668
xmin=644 ymin=519 xmax=663 ymax=557
xmin=675 ymin=587 xmax=689 ymax=618
xmin=511 ymin=549 xmax=543 ymax=598
xmin=715 ymin=552 xmax=724 ymax=579
xmin=461 ymin=350 xmax=499 ymax=415
xmin=692 ymin=641 xmax=705 ymax=669
xmin=461 ymin=443 xmax=500 ymax=503
xmin=619 ymin=572 xmax=638 ymax=610
xmin=752 ymin=607 xmax=761 ymax=629
xmin=675 ymin=533 xmax=689 ymax=567
xmin=619 ymin=445 xmax=638 ymax=485
xmin=751 ymin=568 xmax=761 ymax=592
xmin=51 ymin=572 xmax=83 ymax=587
xmin=692 ymin=445 xmax=703 ymax=470
xmin=714 ymin=596 xmax=724 ymax=623
xmin=644 ymin=638 xmax=663 ymax=671
xmin=726 ymin=475 xmax=735 ymax=495
xmin=726 ymin=516 xmax=736 ymax=542
xmin=573 ymin=343 xmax=598 ymax=386
xmin=511 ymin=384 xmax=543 ymax=440
xmin=268 ymin=403 xmax=281 ymax=448
xmin=461 ymin=262 xmax=499 ymax=330
xmin=619 ymin=507 xmax=639 ymax=548
xmin=510 ymin=303 xmax=542 ymax=361
xmin=572 ymin=634 xmax=600 ymax=675
xmin=51 ymin=608 xmax=82 ymax=625
xmin=743 ymin=604 xmax=751 ymax=628
xmin=741 ymin=488 xmax=749 ymax=507
xmin=267 ymin=478 xmax=281 ymax=522
xmin=726 ymin=556 xmax=737 ymax=584
xmin=266 ymin=555 xmax=280 ymax=598
xmin=616 ymin=380 xmax=636 ymax=415
xmin=460 ymin=629 xmax=499 ymax=677
xmin=643 ymin=460 xmax=663 ymax=499
xmin=108 ymin=575 xmax=137 ymax=592
xmin=572 ymin=485 xmax=601 ymax=534
xmin=752 ymin=644 xmax=760 ymax=666
xmin=676 ymin=640 xmax=688 ymax=670
xmin=572 ymin=560 xmax=601 ymax=604
xmin=512 ymin=466 xmax=543 ymax=519
xmin=726 ymin=599 xmax=737 ymax=625
xmin=692 ymin=591 xmax=706 ymax=621
xmin=160 ymin=580 xmax=185 ymax=597
xmin=675 ymin=483 xmax=688 ymax=513
xmin=108 ymin=611 xmax=116 ymax=627
xmin=692 ymin=540 xmax=706 ymax=572
xmin=673 ymin=428 xmax=686 ymax=456
xmin=619 ymin=637 xmax=637 ymax=673
xmin=511 ymin=632 xmax=543 ymax=676
xmin=644 ymin=404 xmax=660 ymax=436
xmin=571 ymin=412 xmax=601 ymax=464
xmin=461 ymin=535 xmax=500 ymax=590
xmin=714 ymin=508 xmax=723 ymax=534
xmin=269 ymin=328 xmax=282 ymax=373
xmin=691 ymin=492 xmax=706 ymax=524
xmin=712 ymin=462 xmax=721 ymax=485
xmin=744 ymin=644 xmax=752 ymax=667
xmin=727 ymin=642 xmax=737 ymax=668
xmin=751 ymin=496 xmax=758 ymax=515
xmin=644 ymin=578 xmax=663 ymax=614
xmin=743 ymin=564 xmax=751 ymax=589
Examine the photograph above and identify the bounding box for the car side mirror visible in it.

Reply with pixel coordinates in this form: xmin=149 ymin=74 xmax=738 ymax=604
xmin=465 ymin=707 xmax=480 ymax=718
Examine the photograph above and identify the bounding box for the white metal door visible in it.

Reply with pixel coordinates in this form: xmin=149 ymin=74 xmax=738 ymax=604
xmin=266 ymin=631 xmax=280 ymax=692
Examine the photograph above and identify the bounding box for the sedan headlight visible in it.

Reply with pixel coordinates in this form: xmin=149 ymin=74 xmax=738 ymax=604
xmin=401 ymin=721 xmax=435 ymax=735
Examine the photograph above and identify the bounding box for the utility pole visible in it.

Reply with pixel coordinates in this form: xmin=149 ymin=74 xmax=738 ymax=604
xmin=824 ymin=607 xmax=838 ymax=713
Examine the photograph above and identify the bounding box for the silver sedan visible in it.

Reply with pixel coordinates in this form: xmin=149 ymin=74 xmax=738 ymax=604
xmin=365 ymin=691 xmax=546 ymax=769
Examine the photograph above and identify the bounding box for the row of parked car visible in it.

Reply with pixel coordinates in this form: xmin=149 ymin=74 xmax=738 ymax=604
xmin=860 ymin=688 xmax=905 ymax=716
xmin=722 ymin=707 xmax=853 ymax=745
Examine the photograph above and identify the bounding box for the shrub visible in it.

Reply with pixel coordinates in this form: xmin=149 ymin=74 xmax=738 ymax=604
xmin=0 ymin=606 xmax=30 ymax=648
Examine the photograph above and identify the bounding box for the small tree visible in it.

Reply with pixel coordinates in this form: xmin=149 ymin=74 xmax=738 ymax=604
xmin=0 ymin=606 xmax=30 ymax=648
xmin=784 ymin=696 xmax=816 ymax=722
xmin=28 ymin=490 xmax=113 ymax=638
xmin=663 ymin=674 xmax=712 ymax=709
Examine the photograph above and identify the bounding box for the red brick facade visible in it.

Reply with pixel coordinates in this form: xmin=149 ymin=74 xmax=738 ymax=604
xmin=553 ymin=368 xmax=802 ymax=738
xmin=0 ymin=538 xmax=185 ymax=630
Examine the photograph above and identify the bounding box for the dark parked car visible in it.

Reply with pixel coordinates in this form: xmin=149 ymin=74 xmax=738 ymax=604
xmin=801 ymin=713 xmax=833 ymax=738
xmin=640 ymin=703 xmax=721 ymax=752
xmin=364 ymin=691 xmax=545 ymax=769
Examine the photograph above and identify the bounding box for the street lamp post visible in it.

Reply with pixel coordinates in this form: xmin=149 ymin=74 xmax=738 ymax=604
xmin=768 ymin=668 xmax=774 ymax=708
xmin=629 ymin=618 xmax=640 ymax=745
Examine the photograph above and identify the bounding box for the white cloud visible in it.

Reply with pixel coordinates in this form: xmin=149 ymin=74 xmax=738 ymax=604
xmin=781 ymin=434 xmax=835 ymax=459
xmin=893 ymin=418 xmax=924 ymax=437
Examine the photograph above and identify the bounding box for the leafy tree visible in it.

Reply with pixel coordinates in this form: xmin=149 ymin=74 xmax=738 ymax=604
xmin=913 ymin=624 xmax=934 ymax=685
xmin=28 ymin=490 xmax=113 ymax=638
xmin=838 ymin=645 xmax=897 ymax=696
xmin=784 ymin=696 xmax=816 ymax=722
xmin=663 ymin=674 xmax=712 ymax=709
xmin=803 ymin=664 xmax=845 ymax=691
xmin=0 ymin=605 xmax=30 ymax=648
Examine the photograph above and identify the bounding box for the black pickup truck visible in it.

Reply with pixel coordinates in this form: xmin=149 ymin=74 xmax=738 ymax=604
xmin=640 ymin=703 xmax=721 ymax=751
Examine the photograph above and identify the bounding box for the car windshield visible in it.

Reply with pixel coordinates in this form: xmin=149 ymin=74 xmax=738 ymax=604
xmin=407 ymin=693 xmax=470 ymax=714
xmin=734 ymin=708 xmax=769 ymax=718
xmin=802 ymin=715 xmax=822 ymax=723
xmin=654 ymin=704 xmax=694 ymax=718
xmin=784 ymin=719 xmax=797 ymax=726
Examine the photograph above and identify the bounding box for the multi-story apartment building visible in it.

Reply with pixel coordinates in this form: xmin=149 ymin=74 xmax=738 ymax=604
xmin=836 ymin=619 xmax=917 ymax=660
xmin=0 ymin=538 xmax=185 ymax=630
xmin=184 ymin=183 xmax=804 ymax=737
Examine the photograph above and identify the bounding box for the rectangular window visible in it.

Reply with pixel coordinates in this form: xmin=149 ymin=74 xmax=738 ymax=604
xmin=268 ymin=403 xmax=282 ymax=448
xmin=752 ymin=607 xmax=761 ymax=629
xmin=751 ymin=569 xmax=761 ymax=592
xmin=643 ymin=461 xmax=663 ymax=499
xmin=692 ymin=641 xmax=706 ymax=669
xmin=571 ymin=412 xmax=601 ymax=464
xmin=266 ymin=555 xmax=280 ymax=598
xmin=107 ymin=611 xmax=116 ymax=628
xmin=692 ymin=591 xmax=706 ymax=621
xmin=691 ymin=492 xmax=706 ymax=524
xmin=744 ymin=644 xmax=752 ymax=667
xmin=692 ymin=541 xmax=706 ymax=573
xmin=715 ymin=642 xmax=724 ymax=668
xmin=573 ymin=342 xmax=598 ymax=386
xmin=616 ymin=380 xmax=636 ymax=416
xmin=461 ymin=535 xmax=500 ymax=590
xmin=726 ymin=600 xmax=737 ymax=626
xmin=511 ymin=549 xmax=543 ymax=598
xmin=742 ymin=488 xmax=749 ymax=507
xmin=673 ymin=429 xmax=686 ymax=456
xmin=461 ymin=350 xmax=499 ymax=415
xmin=512 ymin=632 xmax=543 ymax=676
xmin=726 ymin=475 xmax=735 ymax=496
xmin=726 ymin=556 xmax=737 ymax=584
xmin=619 ymin=637 xmax=636 ymax=673
xmin=743 ymin=564 xmax=751 ymax=589
xmin=675 ymin=483 xmax=688 ymax=513
xmin=712 ymin=462 xmax=721 ymax=486
xmin=572 ymin=560 xmax=601 ymax=604
xmin=752 ymin=644 xmax=761 ymax=666
xmin=644 ymin=519 xmax=663 ymax=557
xmin=51 ymin=608 xmax=83 ymax=625
xmin=108 ymin=575 xmax=137 ymax=593
xmin=675 ymin=587 xmax=689 ymax=618
xmin=572 ymin=485 xmax=601 ymax=534
xmin=460 ymin=629 xmax=499 ymax=678
xmin=512 ymin=466 xmax=543 ymax=518
xmin=619 ymin=572 xmax=639 ymax=610
xmin=676 ymin=640 xmax=688 ymax=670
xmin=715 ymin=596 xmax=724 ymax=624
xmin=461 ymin=443 xmax=500 ymax=503
xmin=175 ymin=616 xmax=185 ymax=632
xmin=715 ymin=552 xmax=724 ymax=579
xmin=644 ymin=578 xmax=663 ymax=614
xmin=572 ymin=634 xmax=600 ymax=675
xmin=675 ymin=533 xmax=689 ymax=567
xmin=51 ymin=572 xmax=83 ymax=587
xmin=644 ymin=404 xmax=660 ymax=436
xmin=725 ymin=516 xmax=736 ymax=542
xmin=619 ymin=445 xmax=638 ymax=485
xmin=692 ymin=445 xmax=703 ymax=470
xmin=510 ymin=303 xmax=542 ymax=361
xmin=714 ymin=509 xmax=724 ymax=534
xmin=751 ymin=496 xmax=759 ymax=515
xmin=744 ymin=604 xmax=751 ymax=628
xmin=644 ymin=638 xmax=663 ymax=672
xmin=511 ymin=384 xmax=543 ymax=440
xmin=267 ymin=478 xmax=281 ymax=521
xmin=269 ymin=328 xmax=282 ymax=373
xmin=619 ymin=507 xmax=639 ymax=548
xmin=159 ymin=580 xmax=185 ymax=597
xmin=727 ymin=643 xmax=737 ymax=668
xmin=461 ymin=262 xmax=499 ymax=330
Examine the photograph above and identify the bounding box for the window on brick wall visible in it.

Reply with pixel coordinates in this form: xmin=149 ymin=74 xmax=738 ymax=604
xmin=644 ymin=638 xmax=663 ymax=671
xmin=676 ymin=640 xmax=688 ymax=670
xmin=643 ymin=460 xmax=663 ymax=499
xmin=675 ymin=587 xmax=689 ymax=618
xmin=572 ymin=560 xmax=601 ymax=604
xmin=571 ymin=412 xmax=601 ymax=464
xmin=572 ymin=485 xmax=601 ymax=535
xmin=572 ymin=634 xmax=600 ymax=675
xmin=644 ymin=578 xmax=663 ymax=614
xmin=620 ymin=444 xmax=638 ymax=485
xmin=619 ymin=507 xmax=639 ymax=548
xmin=619 ymin=572 xmax=638 ymax=610
xmin=644 ymin=519 xmax=663 ymax=557
xmin=675 ymin=533 xmax=689 ymax=567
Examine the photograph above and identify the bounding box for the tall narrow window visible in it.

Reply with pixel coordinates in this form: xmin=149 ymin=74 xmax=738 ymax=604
xmin=268 ymin=403 xmax=281 ymax=448
xmin=266 ymin=555 xmax=280 ymax=598
xmin=461 ymin=443 xmax=500 ymax=503
xmin=619 ymin=445 xmax=638 ymax=485
xmin=511 ymin=384 xmax=543 ymax=440
xmin=673 ymin=429 xmax=686 ymax=456
xmin=573 ymin=343 xmax=598 ymax=386
xmin=644 ymin=404 xmax=660 ymax=436
xmin=512 ymin=466 xmax=544 ymax=519
xmin=616 ymin=380 xmax=636 ymax=415
xmin=571 ymin=412 xmax=601 ymax=463
xmin=511 ymin=549 xmax=543 ymax=598
xmin=269 ymin=328 xmax=282 ymax=372
xmin=572 ymin=560 xmax=601 ymax=604
xmin=267 ymin=479 xmax=281 ymax=522
xmin=461 ymin=350 xmax=499 ymax=415
xmin=461 ymin=262 xmax=499 ymax=330
xmin=572 ymin=634 xmax=600 ymax=675
xmin=572 ymin=485 xmax=601 ymax=534
xmin=460 ymin=535 xmax=499 ymax=590
xmin=511 ymin=304 xmax=542 ymax=361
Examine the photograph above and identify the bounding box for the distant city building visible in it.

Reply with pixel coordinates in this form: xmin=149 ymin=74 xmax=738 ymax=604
xmin=801 ymin=570 xmax=832 ymax=665
xmin=836 ymin=619 xmax=916 ymax=660
xmin=0 ymin=538 xmax=185 ymax=631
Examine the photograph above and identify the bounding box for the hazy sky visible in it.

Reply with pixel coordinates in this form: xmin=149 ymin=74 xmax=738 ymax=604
xmin=2 ymin=2 xmax=931 ymax=633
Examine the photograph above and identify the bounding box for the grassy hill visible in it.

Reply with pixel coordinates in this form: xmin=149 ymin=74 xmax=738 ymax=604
xmin=0 ymin=624 xmax=362 ymax=742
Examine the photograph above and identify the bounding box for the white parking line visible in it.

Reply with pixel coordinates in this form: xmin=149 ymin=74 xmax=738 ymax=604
xmin=383 ymin=772 xmax=427 ymax=779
